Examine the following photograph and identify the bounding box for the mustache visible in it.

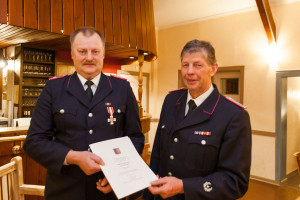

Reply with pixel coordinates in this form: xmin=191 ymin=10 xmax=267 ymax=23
xmin=83 ymin=61 xmax=95 ymax=65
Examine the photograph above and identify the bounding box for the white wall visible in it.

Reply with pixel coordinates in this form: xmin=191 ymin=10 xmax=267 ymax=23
xmin=149 ymin=1 xmax=300 ymax=180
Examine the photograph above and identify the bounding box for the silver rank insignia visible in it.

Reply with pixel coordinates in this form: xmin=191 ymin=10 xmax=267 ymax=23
xmin=203 ymin=181 xmax=212 ymax=192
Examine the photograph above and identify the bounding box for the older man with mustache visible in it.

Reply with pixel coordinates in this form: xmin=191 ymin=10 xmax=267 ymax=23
xmin=24 ymin=27 xmax=144 ymax=200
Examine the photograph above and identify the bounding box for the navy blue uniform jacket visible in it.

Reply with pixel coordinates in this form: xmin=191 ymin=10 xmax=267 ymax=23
xmin=24 ymin=72 xmax=144 ymax=200
xmin=145 ymin=86 xmax=251 ymax=200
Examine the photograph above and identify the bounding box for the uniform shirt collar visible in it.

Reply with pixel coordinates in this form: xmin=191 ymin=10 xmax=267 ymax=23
xmin=77 ymin=73 xmax=101 ymax=94
xmin=186 ymin=84 xmax=214 ymax=114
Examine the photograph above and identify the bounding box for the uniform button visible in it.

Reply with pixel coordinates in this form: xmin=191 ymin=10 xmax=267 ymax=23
xmin=174 ymin=138 xmax=178 ymax=142
xmin=170 ymin=155 xmax=174 ymax=160
xmin=88 ymin=113 xmax=93 ymax=117
xmin=168 ymin=172 xmax=172 ymax=176
xmin=201 ymin=140 xmax=206 ymax=145
xmin=89 ymin=129 xmax=93 ymax=134
xmin=117 ymin=109 xmax=121 ymax=113
xmin=59 ymin=109 xmax=64 ymax=114
xmin=161 ymin=125 xmax=165 ymax=129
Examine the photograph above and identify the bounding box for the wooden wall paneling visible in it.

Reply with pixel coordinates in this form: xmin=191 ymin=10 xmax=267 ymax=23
xmin=2 ymin=27 xmax=35 ymax=44
xmin=134 ymin=0 xmax=143 ymax=49
xmin=38 ymin=0 xmax=50 ymax=31
xmin=74 ymin=0 xmax=84 ymax=30
xmin=120 ymin=0 xmax=129 ymax=47
xmin=51 ymin=0 xmax=62 ymax=34
xmin=103 ymin=0 xmax=113 ymax=43
xmin=38 ymin=164 xmax=46 ymax=185
xmin=0 ymin=0 xmax=8 ymax=24
xmin=8 ymin=0 xmax=23 ymax=27
xmin=148 ymin=0 xmax=156 ymax=55
xmin=128 ymin=0 xmax=136 ymax=48
xmin=140 ymin=0 xmax=147 ymax=50
xmin=112 ymin=0 xmax=121 ymax=44
xmin=94 ymin=0 xmax=104 ymax=34
xmin=0 ymin=26 xmax=20 ymax=37
xmin=0 ymin=24 xmax=14 ymax=33
xmin=145 ymin=0 xmax=151 ymax=52
xmin=24 ymin=0 xmax=37 ymax=29
xmin=85 ymin=0 xmax=95 ymax=27
xmin=146 ymin=0 xmax=153 ymax=53
xmin=63 ymin=0 xmax=74 ymax=35
xmin=8 ymin=29 xmax=40 ymax=44
xmin=0 ymin=27 xmax=25 ymax=44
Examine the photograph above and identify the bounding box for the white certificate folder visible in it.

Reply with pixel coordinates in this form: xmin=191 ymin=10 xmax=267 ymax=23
xmin=89 ymin=136 xmax=158 ymax=199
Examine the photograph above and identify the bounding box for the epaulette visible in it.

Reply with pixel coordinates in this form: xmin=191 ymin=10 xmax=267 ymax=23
xmin=169 ymin=88 xmax=186 ymax=93
xmin=225 ymin=96 xmax=246 ymax=109
xmin=110 ymin=75 xmax=127 ymax=81
xmin=49 ymin=74 xmax=68 ymax=80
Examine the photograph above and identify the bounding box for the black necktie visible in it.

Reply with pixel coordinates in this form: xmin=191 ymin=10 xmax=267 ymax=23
xmin=85 ymin=81 xmax=94 ymax=102
xmin=186 ymin=99 xmax=197 ymax=117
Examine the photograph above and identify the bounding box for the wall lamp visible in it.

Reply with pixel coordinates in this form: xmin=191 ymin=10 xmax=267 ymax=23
xmin=0 ymin=48 xmax=8 ymax=68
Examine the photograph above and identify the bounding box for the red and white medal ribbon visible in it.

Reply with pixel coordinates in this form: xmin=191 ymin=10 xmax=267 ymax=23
xmin=107 ymin=107 xmax=116 ymax=125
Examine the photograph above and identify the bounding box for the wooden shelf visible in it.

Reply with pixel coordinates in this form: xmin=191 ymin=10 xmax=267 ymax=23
xmin=22 ymin=84 xmax=45 ymax=88
xmin=23 ymin=60 xmax=54 ymax=65
xmin=22 ymin=95 xmax=40 ymax=97
xmin=17 ymin=46 xmax=56 ymax=118
xmin=23 ymin=74 xmax=53 ymax=78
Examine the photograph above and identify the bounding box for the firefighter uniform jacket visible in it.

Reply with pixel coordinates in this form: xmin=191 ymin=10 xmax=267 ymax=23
xmin=146 ymin=85 xmax=251 ymax=200
xmin=24 ymin=72 xmax=144 ymax=200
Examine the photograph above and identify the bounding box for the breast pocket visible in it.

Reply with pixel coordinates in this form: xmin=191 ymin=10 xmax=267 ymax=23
xmin=184 ymin=135 xmax=220 ymax=171
xmin=52 ymin=104 xmax=78 ymax=136
xmin=113 ymin=105 xmax=126 ymax=122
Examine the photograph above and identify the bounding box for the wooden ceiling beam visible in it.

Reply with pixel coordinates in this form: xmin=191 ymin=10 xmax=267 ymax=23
xmin=256 ymin=0 xmax=276 ymax=43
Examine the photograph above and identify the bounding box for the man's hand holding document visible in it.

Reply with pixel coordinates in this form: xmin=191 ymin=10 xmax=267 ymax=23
xmin=89 ymin=136 xmax=158 ymax=199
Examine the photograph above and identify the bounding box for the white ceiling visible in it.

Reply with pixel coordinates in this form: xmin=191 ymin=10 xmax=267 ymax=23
xmin=153 ymin=0 xmax=300 ymax=29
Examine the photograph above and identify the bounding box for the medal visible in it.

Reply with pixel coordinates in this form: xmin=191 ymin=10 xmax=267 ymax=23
xmin=107 ymin=106 xmax=116 ymax=125
xmin=194 ymin=131 xmax=211 ymax=135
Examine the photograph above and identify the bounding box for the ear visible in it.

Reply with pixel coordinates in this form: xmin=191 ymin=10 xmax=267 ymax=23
xmin=210 ymin=63 xmax=218 ymax=77
xmin=71 ymin=49 xmax=75 ymax=60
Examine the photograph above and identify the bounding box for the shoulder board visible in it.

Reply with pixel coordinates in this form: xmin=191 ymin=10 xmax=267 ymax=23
xmin=49 ymin=74 xmax=68 ymax=80
xmin=110 ymin=75 xmax=127 ymax=81
xmin=169 ymin=88 xmax=186 ymax=93
xmin=225 ymin=97 xmax=246 ymax=109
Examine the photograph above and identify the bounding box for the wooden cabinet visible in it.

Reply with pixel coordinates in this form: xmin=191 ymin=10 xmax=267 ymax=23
xmin=18 ymin=47 xmax=55 ymax=118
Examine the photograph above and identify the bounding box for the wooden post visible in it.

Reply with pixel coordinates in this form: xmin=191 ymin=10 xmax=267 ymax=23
xmin=255 ymin=0 xmax=276 ymax=44
xmin=138 ymin=50 xmax=144 ymax=117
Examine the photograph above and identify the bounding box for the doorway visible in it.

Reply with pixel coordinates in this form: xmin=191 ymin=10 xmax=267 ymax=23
xmin=276 ymin=70 xmax=300 ymax=182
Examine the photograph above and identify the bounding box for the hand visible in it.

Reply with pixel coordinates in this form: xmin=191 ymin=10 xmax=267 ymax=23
xmin=66 ymin=150 xmax=104 ymax=175
xmin=96 ymin=177 xmax=112 ymax=194
xmin=148 ymin=176 xmax=184 ymax=199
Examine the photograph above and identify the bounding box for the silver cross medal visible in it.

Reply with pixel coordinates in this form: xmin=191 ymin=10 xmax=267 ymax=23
xmin=108 ymin=115 xmax=116 ymax=125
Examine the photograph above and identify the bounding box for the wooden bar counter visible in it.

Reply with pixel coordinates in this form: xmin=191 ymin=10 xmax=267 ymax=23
xmin=0 ymin=126 xmax=29 ymax=136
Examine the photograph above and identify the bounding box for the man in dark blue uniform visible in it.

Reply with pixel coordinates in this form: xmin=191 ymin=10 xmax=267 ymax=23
xmin=23 ymin=27 xmax=144 ymax=200
xmin=145 ymin=40 xmax=251 ymax=200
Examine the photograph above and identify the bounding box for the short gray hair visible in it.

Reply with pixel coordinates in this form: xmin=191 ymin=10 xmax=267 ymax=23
xmin=70 ymin=27 xmax=105 ymax=49
xmin=180 ymin=40 xmax=216 ymax=65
